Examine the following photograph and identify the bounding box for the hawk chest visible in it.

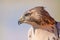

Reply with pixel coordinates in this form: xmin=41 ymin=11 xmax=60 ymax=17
xmin=31 ymin=28 xmax=58 ymax=40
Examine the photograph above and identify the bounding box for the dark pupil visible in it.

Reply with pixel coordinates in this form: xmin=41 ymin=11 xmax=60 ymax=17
xmin=25 ymin=13 xmax=31 ymax=16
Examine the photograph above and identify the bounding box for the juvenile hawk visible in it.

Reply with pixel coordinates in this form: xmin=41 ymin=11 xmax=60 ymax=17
xmin=18 ymin=6 xmax=60 ymax=40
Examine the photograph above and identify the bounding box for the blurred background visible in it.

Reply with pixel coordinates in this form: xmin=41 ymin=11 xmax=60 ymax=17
xmin=0 ymin=0 xmax=60 ymax=40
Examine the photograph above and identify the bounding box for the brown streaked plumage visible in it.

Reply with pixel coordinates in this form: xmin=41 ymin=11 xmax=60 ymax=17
xmin=18 ymin=6 xmax=60 ymax=40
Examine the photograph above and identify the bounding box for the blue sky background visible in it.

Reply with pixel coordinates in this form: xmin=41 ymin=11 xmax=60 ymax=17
xmin=0 ymin=0 xmax=60 ymax=40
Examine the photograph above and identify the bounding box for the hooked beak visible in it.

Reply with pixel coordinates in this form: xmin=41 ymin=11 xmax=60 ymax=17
xmin=18 ymin=16 xmax=25 ymax=25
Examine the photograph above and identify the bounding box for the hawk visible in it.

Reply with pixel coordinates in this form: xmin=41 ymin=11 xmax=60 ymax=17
xmin=18 ymin=6 xmax=60 ymax=40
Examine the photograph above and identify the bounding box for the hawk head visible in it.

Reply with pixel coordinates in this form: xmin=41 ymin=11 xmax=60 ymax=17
xmin=18 ymin=6 xmax=56 ymax=27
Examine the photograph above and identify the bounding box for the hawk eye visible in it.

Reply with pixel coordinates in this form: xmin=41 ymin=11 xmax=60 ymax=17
xmin=25 ymin=13 xmax=31 ymax=16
